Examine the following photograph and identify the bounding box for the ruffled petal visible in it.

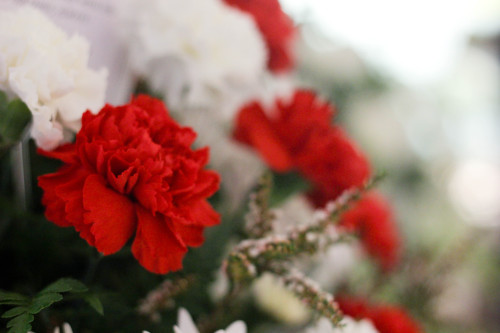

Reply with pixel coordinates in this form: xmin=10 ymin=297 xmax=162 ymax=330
xmin=37 ymin=143 xmax=78 ymax=163
xmin=83 ymin=174 xmax=136 ymax=255
xmin=39 ymin=165 xmax=96 ymax=245
xmin=131 ymin=94 xmax=171 ymax=123
xmin=233 ymin=102 xmax=293 ymax=172
xmin=38 ymin=165 xmax=81 ymax=227
xmin=132 ymin=206 xmax=187 ymax=274
xmin=177 ymin=170 xmax=220 ymax=202
xmin=190 ymin=200 xmax=220 ymax=227
xmin=172 ymin=223 xmax=204 ymax=247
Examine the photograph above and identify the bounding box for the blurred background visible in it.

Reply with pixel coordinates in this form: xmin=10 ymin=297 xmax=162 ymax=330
xmin=279 ymin=0 xmax=500 ymax=331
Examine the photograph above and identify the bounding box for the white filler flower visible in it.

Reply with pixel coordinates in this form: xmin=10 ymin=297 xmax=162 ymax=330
xmin=305 ymin=316 xmax=379 ymax=333
xmin=0 ymin=6 xmax=107 ymax=150
xmin=119 ymin=0 xmax=267 ymax=115
xmin=53 ymin=323 xmax=73 ymax=333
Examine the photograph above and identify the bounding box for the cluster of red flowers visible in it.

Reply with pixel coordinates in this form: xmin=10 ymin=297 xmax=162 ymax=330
xmin=223 ymin=0 xmax=296 ymax=72
xmin=233 ymin=90 xmax=369 ymax=192
xmin=337 ymin=296 xmax=423 ymax=333
xmin=38 ymin=95 xmax=220 ymax=274
xmin=233 ymin=89 xmax=400 ymax=271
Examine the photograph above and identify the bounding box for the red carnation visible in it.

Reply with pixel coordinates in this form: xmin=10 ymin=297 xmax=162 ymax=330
xmin=233 ymin=89 xmax=370 ymax=200
xmin=38 ymin=95 xmax=220 ymax=274
xmin=223 ymin=0 xmax=296 ymax=72
xmin=233 ymin=90 xmax=402 ymax=271
xmin=340 ymin=193 xmax=400 ymax=271
xmin=337 ymin=296 xmax=423 ymax=333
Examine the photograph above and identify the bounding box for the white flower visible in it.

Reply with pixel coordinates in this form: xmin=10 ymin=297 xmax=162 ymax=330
xmin=309 ymin=243 xmax=362 ymax=289
xmin=0 ymin=6 xmax=107 ymax=150
xmin=53 ymin=323 xmax=73 ymax=333
xmin=180 ymin=107 xmax=265 ymax=211
xmin=172 ymin=308 xmax=246 ymax=333
xmin=305 ymin=317 xmax=379 ymax=333
xmin=118 ymin=0 xmax=267 ymax=117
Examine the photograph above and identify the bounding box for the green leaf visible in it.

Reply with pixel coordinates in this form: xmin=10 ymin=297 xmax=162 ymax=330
xmin=7 ymin=321 xmax=32 ymax=333
xmin=0 ymin=290 xmax=29 ymax=304
xmin=0 ymin=279 xmax=96 ymax=332
xmin=82 ymin=293 xmax=104 ymax=315
xmin=1 ymin=307 xmax=27 ymax=318
xmin=0 ymin=300 xmax=28 ymax=306
xmin=6 ymin=312 xmax=33 ymax=330
xmin=27 ymin=292 xmax=63 ymax=314
xmin=0 ymin=96 xmax=31 ymax=145
xmin=40 ymin=278 xmax=88 ymax=294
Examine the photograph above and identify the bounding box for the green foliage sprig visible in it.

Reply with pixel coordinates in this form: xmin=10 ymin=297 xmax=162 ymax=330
xmin=223 ymin=174 xmax=383 ymax=327
xmin=0 ymin=278 xmax=103 ymax=333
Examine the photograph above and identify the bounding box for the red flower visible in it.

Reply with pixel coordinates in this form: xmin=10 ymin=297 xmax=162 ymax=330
xmin=339 ymin=193 xmax=400 ymax=271
xmin=223 ymin=0 xmax=296 ymax=72
xmin=233 ymin=90 xmax=401 ymax=271
xmin=38 ymin=95 xmax=220 ymax=274
xmin=233 ymin=89 xmax=370 ymax=199
xmin=337 ymin=296 xmax=423 ymax=333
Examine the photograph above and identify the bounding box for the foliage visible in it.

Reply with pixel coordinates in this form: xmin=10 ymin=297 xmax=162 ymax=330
xmin=0 ymin=278 xmax=102 ymax=333
xmin=0 ymin=92 xmax=31 ymax=156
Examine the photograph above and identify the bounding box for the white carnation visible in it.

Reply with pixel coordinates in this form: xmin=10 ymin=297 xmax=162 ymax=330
xmin=170 ymin=308 xmax=246 ymax=333
xmin=118 ymin=0 xmax=267 ymax=118
xmin=0 ymin=6 xmax=107 ymax=150
xmin=178 ymin=107 xmax=265 ymax=211
xmin=305 ymin=316 xmax=379 ymax=333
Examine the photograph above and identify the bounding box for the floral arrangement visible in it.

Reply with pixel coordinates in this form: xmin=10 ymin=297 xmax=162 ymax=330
xmin=0 ymin=2 xmax=482 ymax=333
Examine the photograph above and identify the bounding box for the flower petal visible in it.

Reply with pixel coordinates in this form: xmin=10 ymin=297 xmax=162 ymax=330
xmin=233 ymin=102 xmax=293 ymax=172
xmin=340 ymin=194 xmax=400 ymax=271
xmin=190 ymin=200 xmax=220 ymax=227
xmin=132 ymin=206 xmax=187 ymax=274
xmin=38 ymin=166 xmax=77 ymax=227
xmin=176 ymin=308 xmax=199 ymax=333
xmin=39 ymin=165 xmax=97 ymax=245
xmin=224 ymin=321 xmax=247 ymax=333
xmin=172 ymin=224 xmax=204 ymax=247
xmin=37 ymin=143 xmax=78 ymax=163
xmin=83 ymin=174 xmax=136 ymax=255
xmin=177 ymin=170 xmax=220 ymax=202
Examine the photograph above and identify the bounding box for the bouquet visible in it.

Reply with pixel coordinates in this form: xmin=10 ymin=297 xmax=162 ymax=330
xmin=0 ymin=2 xmax=485 ymax=333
